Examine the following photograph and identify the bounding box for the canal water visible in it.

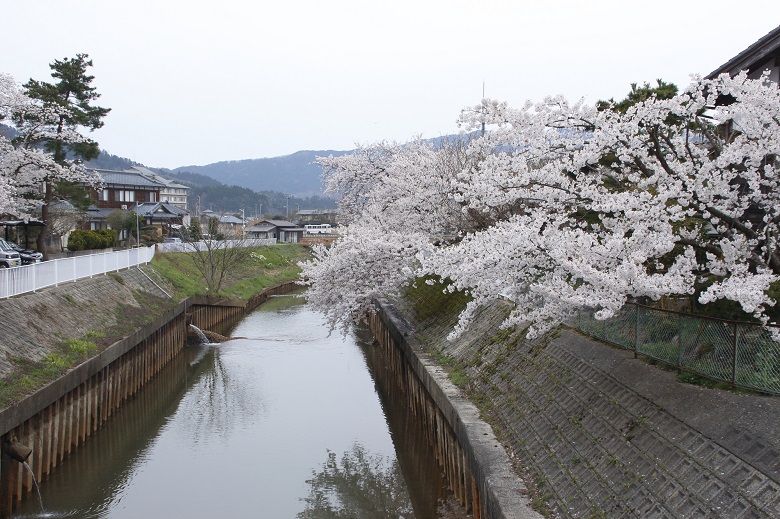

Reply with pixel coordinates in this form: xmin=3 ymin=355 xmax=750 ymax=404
xmin=13 ymin=294 xmax=461 ymax=518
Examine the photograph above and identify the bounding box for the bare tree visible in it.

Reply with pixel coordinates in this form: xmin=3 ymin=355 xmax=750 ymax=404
xmin=185 ymin=217 xmax=251 ymax=293
xmin=47 ymin=203 xmax=86 ymax=251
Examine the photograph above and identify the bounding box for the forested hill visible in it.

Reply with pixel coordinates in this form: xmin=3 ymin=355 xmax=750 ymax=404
xmin=173 ymin=149 xmax=350 ymax=197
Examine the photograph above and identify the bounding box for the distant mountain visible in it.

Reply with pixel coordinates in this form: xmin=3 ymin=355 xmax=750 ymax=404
xmin=86 ymin=151 xmax=142 ymax=171
xmin=147 ymin=167 xmax=337 ymax=216
xmin=85 ymin=150 xmax=338 ymax=215
xmin=160 ymin=169 xmax=223 ymax=187
xmin=172 ymin=150 xmax=350 ymax=197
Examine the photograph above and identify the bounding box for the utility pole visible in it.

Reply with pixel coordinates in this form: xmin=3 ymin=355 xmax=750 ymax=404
xmin=481 ymin=81 xmax=486 ymax=136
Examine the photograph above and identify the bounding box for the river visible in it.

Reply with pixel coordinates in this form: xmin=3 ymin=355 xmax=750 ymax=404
xmin=12 ymin=293 xmax=461 ymax=518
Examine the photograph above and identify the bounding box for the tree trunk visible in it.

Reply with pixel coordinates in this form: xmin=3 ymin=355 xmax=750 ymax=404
xmin=36 ymin=181 xmax=54 ymax=261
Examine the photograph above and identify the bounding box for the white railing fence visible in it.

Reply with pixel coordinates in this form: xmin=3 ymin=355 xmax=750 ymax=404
xmin=0 ymin=246 xmax=156 ymax=299
xmin=155 ymin=238 xmax=277 ymax=253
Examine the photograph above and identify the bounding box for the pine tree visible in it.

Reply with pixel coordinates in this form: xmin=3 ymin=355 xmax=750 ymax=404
xmin=21 ymin=54 xmax=110 ymax=255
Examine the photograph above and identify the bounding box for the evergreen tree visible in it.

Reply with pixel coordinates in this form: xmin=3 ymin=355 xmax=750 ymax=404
xmin=20 ymin=54 xmax=110 ymax=256
xmin=596 ymin=79 xmax=678 ymax=113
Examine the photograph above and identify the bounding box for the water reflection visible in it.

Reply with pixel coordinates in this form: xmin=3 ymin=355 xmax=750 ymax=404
xmin=299 ymin=443 xmax=414 ymax=519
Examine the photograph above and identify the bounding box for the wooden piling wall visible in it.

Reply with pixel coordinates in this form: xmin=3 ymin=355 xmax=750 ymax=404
xmin=367 ymin=310 xmax=482 ymax=518
xmin=187 ymin=281 xmax=300 ymax=331
xmin=0 ymin=302 xmax=188 ymax=516
xmin=0 ymin=281 xmax=299 ymax=516
xmin=368 ymin=300 xmax=534 ymax=519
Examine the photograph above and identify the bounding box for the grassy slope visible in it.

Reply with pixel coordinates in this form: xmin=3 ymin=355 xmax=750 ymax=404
xmin=151 ymin=243 xmax=311 ymax=299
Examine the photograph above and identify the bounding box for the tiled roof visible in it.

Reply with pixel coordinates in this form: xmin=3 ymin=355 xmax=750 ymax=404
xmin=91 ymin=169 xmax=164 ymax=188
xmin=219 ymin=215 xmax=244 ymax=224
xmin=134 ymin=202 xmax=188 ymax=217
xmin=247 ymin=223 xmax=275 ymax=232
xmin=264 ymin=219 xmax=297 ymax=227
xmin=129 ymin=167 xmax=190 ymax=190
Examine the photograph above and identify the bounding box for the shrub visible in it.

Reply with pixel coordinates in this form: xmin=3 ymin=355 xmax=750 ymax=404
xmin=67 ymin=229 xmax=116 ymax=251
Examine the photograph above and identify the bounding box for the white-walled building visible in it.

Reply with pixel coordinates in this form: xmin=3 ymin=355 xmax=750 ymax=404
xmin=130 ymin=167 xmax=190 ymax=211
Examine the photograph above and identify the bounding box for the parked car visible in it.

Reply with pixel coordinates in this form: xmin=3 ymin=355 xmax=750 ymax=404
xmin=7 ymin=241 xmax=43 ymax=264
xmin=0 ymin=239 xmax=22 ymax=268
xmin=163 ymin=237 xmax=182 ymax=243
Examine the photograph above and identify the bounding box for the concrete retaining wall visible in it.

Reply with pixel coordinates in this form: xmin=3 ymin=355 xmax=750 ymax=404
xmin=399 ymin=297 xmax=780 ymax=518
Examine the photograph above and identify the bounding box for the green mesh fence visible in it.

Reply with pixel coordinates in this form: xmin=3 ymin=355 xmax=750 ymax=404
xmin=735 ymin=327 xmax=780 ymax=394
xmin=396 ymin=279 xmax=780 ymax=395
xmin=576 ymin=305 xmax=780 ymax=395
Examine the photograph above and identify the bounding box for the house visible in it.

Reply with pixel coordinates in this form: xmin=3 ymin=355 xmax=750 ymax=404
xmin=198 ymin=211 xmax=246 ymax=237
xmin=81 ymin=167 xmax=191 ymax=239
xmin=130 ymin=167 xmax=190 ymax=211
xmin=245 ymin=219 xmax=304 ymax=243
xmin=83 ymin=168 xmax=163 ymax=231
xmin=134 ymin=202 xmax=189 ymax=237
xmin=89 ymin=168 xmax=164 ymax=211
xmin=707 ymin=24 xmax=780 ymax=83
xmin=296 ymin=208 xmax=339 ymax=225
xmin=216 ymin=214 xmax=245 ymax=237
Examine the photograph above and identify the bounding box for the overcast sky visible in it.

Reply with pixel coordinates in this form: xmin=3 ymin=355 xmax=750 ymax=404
xmin=3 ymin=1 xmax=779 ymax=169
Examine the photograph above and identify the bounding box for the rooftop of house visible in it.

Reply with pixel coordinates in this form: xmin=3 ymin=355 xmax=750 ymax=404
xmin=218 ymin=215 xmax=244 ymax=225
xmin=247 ymin=223 xmax=275 ymax=232
xmin=88 ymin=167 xmax=190 ymax=191
xmin=129 ymin=167 xmax=190 ymax=190
xmin=134 ymin=202 xmax=188 ymax=217
xmin=91 ymin=169 xmax=163 ymax=189
xmin=297 ymin=209 xmax=338 ymax=215
xmin=262 ymin=219 xmax=299 ymax=228
xmin=707 ymin=24 xmax=780 ymax=78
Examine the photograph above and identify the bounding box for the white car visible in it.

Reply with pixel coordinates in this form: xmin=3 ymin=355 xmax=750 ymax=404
xmin=0 ymin=239 xmax=22 ymax=268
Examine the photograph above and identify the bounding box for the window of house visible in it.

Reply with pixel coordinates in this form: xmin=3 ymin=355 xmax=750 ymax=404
xmin=100 ymin=189 xmax=109 ymax=201
xmin=149 ymin=192 xmax=157 ymax=202
xmin=118 ymin=190 xmax=136 ymax=202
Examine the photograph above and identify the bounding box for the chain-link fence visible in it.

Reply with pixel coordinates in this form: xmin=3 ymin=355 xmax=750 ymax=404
xmin=397 ymin=277 xmax=780 ymax=395
xmin=575 ymin=305 xmax=780 ymax=395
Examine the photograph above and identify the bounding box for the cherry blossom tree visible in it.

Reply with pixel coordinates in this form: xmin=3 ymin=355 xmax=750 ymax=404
xmin=433 ymin=72 xmax=780 ymax=338
xmin=299 ymin=139 xmax=471 ymax=331
xmin=1 ymin=72 xmax=101 ymax=220
xmin=301 ymin=73 xmax=780 ymax=340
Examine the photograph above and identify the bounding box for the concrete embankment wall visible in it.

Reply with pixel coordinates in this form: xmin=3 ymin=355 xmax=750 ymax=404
xmin=393 ymin=295 xmax=780 ymax=518
xmin=0 ymin=268 xmax=298 ymax=516
xmin=368 ymin=301 xmax=542 ymax=519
